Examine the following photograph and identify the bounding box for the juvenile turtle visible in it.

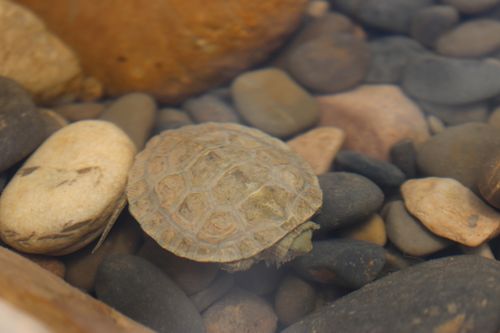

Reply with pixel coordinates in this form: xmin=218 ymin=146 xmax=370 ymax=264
xmin=126 ymin=123 xmax=322 ymax=271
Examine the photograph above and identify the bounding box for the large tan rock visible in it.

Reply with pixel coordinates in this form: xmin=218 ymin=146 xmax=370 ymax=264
xmin=317 ymin=85 xmax=430 ymax=161
xmin=0 ymin=246 xmax=152 ymax=333
xmin=401 ymin=177 xmax=500 ymax=247
xmin=0 ymin=0 xmax=90 ymax=103
xmin=16 ymin=0 xmax=307 ymax=103
xmin=287 ymin=126 xmax=345 ymax=175
xmin=0 ymin=120 xmax=136 ymax=255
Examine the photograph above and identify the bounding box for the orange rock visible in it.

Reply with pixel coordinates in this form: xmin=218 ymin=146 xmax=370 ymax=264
xmin=287 ymin=127 xmax=344 ymax=175
xmin=17 ymin=0 xmax=307 ymax=103
xmin=0 ymin=246 xmax=152 ymax=333
xmin=317 ymin=85 xmax=430 ymax=160
xmin=21 ymin=253 xmax=66 ymax=278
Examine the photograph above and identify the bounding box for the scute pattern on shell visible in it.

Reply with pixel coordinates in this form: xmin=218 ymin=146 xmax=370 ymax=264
xmin=127 ymin=123 xmax=322 ymax=263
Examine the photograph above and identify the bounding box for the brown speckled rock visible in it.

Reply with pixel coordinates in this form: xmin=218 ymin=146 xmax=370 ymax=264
xmin=0 ymin=0 xmax=86 ymax=103
xmin=275 ymin=275 xmax=316 ymax=326
xmin=287 ymin=127 xmax=345 ymax=175
xmin=17 ymin=0 xmax=307 ymax=103
xmin=318 ymin=85 xmax=429 ymax=161
xmin=203 ymin=289 xmax=278 ymax=333
xmin=401 ymin=177 xmax=500 ymax=247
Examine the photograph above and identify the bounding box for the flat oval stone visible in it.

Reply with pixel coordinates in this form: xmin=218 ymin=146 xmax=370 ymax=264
xmin=95 ymin=254 xmax=204 ymax=333
xmin=410 ymin=5 xmax=459 ymax=47
xmin=419 ymin=101 xmax=489 ymax=125
xmin=275 ymin=275 xmax=316 ymax=326
xmin=416 ymin=123 xmax=500 ymax=190
xmin=0 ymin=77 xmax=46 ymax=173
xmin=283 ymin=255 xmax=500 ymax=333
xmin=0 ymin=120 xmax=136 ymax=255
xmin=231 ymin=68 xmax=319 ymax=138
xmin=234 ymin=262 xmax=283 ymax=296
xmin=293 ymin=239 xmax=386 ymax=289
xmin=100 ymin=93 xmax=156 ymax=149
xmin=183 ymin=93 xmax=241 ymax=124
xmin=287 ymin=127 xmax=345 ymax=175
xmin=385 ymin=201 xmax=450 ymax=256
xmin=401 ymin=177 xmax=500 ymax=247
xmin=338 ymin=214 xmax=387 ymax=246
xmin=442 ymin=0 xmax=500 ymax=14
xmin=334 ymin=150 xmax=406 ymax=188
xmin=153 ymin=108 xmax=193 ymax=134
xmin=203 ymin=289 xmax=277 ymax=333
xmin=55 ymin=102 xmax=105 ymax=122
xmin=316 ymin=172 xmax=384 ymax=231
xmin=477 ymin=153 xmax=500 ymax=209
xmin=318 ymin=85 xmax=429 ymax=161
xmin=366 ymin=36 xmax=428 ymax=83
xmin=402 ymin=55 xmax=500 ymax=104
xmin=285 ymin=34 xmax=371 ymax=93
xmin=436 ymin=20 xmax=500 ymax=58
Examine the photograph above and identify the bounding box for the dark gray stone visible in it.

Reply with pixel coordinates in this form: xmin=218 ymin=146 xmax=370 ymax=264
xmin=334 ymin=150 xmax=406 ymax=188
xmin=402 ymin=55 xmax=500 ymax=105
xmin=410 ymin=5 xmax=459 ymax=47
xmin=366 ymin=36 xmax=427 ymax=84
xmin=292 ymin=239 xmax=386 ymax=289
xmin=182 ymin=93 xmax=241 ymax=124
xmin=332 ymin=0 xmax=433 ymax=33
xmin=285 ymin=34 xmax=371 ymax=94
xmin=234 ymin=261 xmax=283 ymax=295
xmin=283 ymin=256 xmax=500 ymax=333
xmin=0 ymin=77 xmax=46 ymax=173
xmin=389 ymin=139 xmax=417 ymax=179
xmin=316 ymin=172 xmax=384 ymax=231
xmin=190 ymin=272 xmax=234 ymax=312
xmin=416 ymin=123 xmax=500 ymax=191
xmin=419 ymin=101 xmax=489 ymax=125
xmin=153 ymin=108 xmax=192 ymax=134
xmin=95 ymin=254 xmax=204 ymax=333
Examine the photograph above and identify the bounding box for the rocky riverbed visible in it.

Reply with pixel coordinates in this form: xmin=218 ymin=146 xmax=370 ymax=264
xmin=0 ymin=0 xmax=500 ymax=332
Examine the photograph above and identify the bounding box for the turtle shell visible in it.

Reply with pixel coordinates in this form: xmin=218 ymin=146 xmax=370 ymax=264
xmin=127 ymin=122 xmax=322 ymax=263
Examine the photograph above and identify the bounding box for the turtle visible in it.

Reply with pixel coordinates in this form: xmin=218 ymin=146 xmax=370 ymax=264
xmin=126 ymin=122 xmax=322 ymax=271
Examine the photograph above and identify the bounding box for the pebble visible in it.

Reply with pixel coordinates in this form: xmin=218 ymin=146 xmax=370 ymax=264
xmin=95 ymin=254 xmax=204 ymax=333
xmin=410 ymin=5 xmax=460 ymax=48
xmin=285 ymin=34 xmax=371 ymax=94
xmin=334 ymin=150 xmax=406 ymax=188
xmin=0 ymin=120 xmax=136 ymax=255
xmin=293 ymin=239 xmax=386 ymax=289
xmin=0 ymin=1 xmax=83 ymax=103
xmin=489 ymin=106 xmax=500 ymax=128
xmin=435 ymin=19 xmax=500 ymax=58
xmin=231 ymin=68 xmax=319 ymax=138
xmin=0 ymin=77 xmax=46 ymax=173
xmin=138 ymin=238 xmax=218 ymax=295
xmin=365 ymin=36 xmax=427 ymax=84
xmin=283 ymin=255 xmax=500 ymax=333
xmin=402 ymin=55 xmax=500 ymax=105
xmin=100 ymin=93 xmax=156 ymax=149
xmin=442 ymin=0 xmax=500 ymax=14
xmin=22 ymin=254 xmax=66 ymax=278
xmin=389 ymin=139 xmax=417 ymax=179
xmin=318 ymin=85 xmax=429 ymax=161
xmin=419 ymin=101 xmax=489 ymax=125
xmin=234 ymin=262 xmax=283 ymax=296
xmin=17 ymin=0 xmax=306 ymax=103
xmin=384 ymin=201 xmax=450 ymax=256
xmin=332 ymin=0 xmax=433 ymax=33
xmin=64 ymin=212 xmax=143 ymax=291
xmin=401 ymin=177 xmax=500 ymax=247
xmin=182 ymin=93 xmax=240 ymax=124
xmin=287 ymin=127 xmax=345 ymax=175
xmin=338 ymin=214 xmax=387 ymax=246
xmin=153 ymin=108 xmax=193 ymax=134
xmin=191 ymin=273 xmax=234 ymax=312
xmin=305 ymin=0 xmax=329 ymax=18
xmin=55 ymin=102 xmax=105 ymax=122
xmin=203 ymin=289 xmax=277 ymax=333
xmin=427 ymin=115 xmax=446 ymax=134
xmin=0 ymin=247 xmax=151 ymax=332
xmin=477 ymin=153 xmax=500 ymax=209
xmin=274 ymin=275 xmax=316 ymax=326
xmin=416 ymin=123 xmax=500 ymax=190
xmin=38 ymin=109 xmax=68 ymax=137
xmin=316 ymin=172 xmax=384 ymax=232
xmin=231 ymin=68 xmax=319 ymax=137
xmin=461 ymin=243 xmax=495 ymax=260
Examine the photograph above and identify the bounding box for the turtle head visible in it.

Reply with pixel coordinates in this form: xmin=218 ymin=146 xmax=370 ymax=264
xmin=272 ymin=221 xmax=319 ymax=265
